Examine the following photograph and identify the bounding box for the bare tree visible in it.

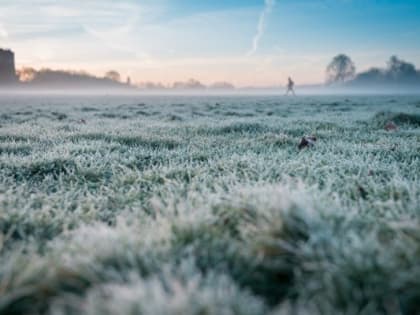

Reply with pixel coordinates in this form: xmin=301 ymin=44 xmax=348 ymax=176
xmin=326 ymin=54 xmax=356 ymax=84
xmin=105 ymin=70 xmax=121 ymax=82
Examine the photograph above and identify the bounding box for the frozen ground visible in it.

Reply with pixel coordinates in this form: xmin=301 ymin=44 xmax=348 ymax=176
xmin=0 ymin=94 xmax=419 ymax=315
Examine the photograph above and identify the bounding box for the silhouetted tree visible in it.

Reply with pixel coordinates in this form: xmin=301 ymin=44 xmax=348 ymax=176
xmin=138 ymin=81 xmax=166 ymax=89
xmin=326 ymin=54 xmax=356 ymax=84
xmin=173 ymin=78 xmax=206 ymax=89
xmin=209 ymin=82 xmax=235 ymax=90
xmin=350 ymin=56 xmax=420 ymax=87
xmin=387 ymin=56 xmax=417 ymax=79
xmin=105 ymin=70 xmax=121 ymax=82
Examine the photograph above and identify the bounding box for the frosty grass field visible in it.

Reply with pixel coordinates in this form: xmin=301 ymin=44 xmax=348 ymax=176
xmin=0 ymin=94 xmax=420 ymax=315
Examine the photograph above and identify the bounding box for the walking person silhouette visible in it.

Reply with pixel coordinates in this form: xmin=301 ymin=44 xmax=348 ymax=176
xmin=285 ymin=77 xmax=295 ymax=96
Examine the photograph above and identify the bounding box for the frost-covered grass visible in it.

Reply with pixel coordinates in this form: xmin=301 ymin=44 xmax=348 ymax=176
xmin=0 ymin=94 xmax=419 ymax=315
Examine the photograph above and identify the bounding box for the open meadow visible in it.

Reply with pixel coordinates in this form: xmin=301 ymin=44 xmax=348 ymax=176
xmin=0 ymin=94 xmax=420 ymax=315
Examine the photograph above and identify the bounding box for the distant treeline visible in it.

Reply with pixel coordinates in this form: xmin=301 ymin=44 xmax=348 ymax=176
xmin=138 ymin=79 xmax=235 ymax=90
xmin=326 ymin=54 xmax=420 ymax=89
xmin=12 ymin=68 xmax=236 ymax=91
xmin=15 ymin=68 xmax=132 ymax=90
xmin=350 ymin=56 xmax=420 ymax=87
xmin=6 ymin=55 xmax=419 ymax=91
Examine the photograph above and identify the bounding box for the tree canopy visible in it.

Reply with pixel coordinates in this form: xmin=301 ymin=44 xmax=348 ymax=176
xmin=326 ymin=54 xmax=356 ymax=84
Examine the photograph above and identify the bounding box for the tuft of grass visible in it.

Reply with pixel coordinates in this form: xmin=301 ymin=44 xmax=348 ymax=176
xmin=0 ymin=134 xmax=37 ymax=142
xmin=7 ymin=158 xmax=78 ymax=182
xmin=70 ymin=133 xmax=179 ymax=149
xmin=204 ymin=122 xmax=268 ymax=135
xmin=80 ymin=107 xmax=99 ymax=112
xmin=372 ymin=111 xmax=420 ymax=127
xmin=0 ymin=145 xmax=32 ymax=156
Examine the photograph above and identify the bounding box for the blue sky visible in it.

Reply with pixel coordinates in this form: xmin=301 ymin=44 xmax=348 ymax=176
xmin=0 ymin=0 xmax=419 ymax=86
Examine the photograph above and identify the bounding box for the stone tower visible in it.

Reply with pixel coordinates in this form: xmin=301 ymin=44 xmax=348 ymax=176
xmin=0 ymin=48 xmax=17 ymax=84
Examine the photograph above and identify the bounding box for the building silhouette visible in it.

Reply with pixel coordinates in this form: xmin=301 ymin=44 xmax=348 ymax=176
xmin=0 ymin=48 xmax=17 ymax=84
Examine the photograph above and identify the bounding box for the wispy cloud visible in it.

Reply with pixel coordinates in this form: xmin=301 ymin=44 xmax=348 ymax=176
xmin=0 ymin=1 xmax=149 ymax=40
xmin=247 ymin=0 xmax=276 ymax=56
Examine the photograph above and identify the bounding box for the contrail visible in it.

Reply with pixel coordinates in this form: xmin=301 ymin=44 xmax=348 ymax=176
xmin=247 ymin=0 xmax=276 ymax=56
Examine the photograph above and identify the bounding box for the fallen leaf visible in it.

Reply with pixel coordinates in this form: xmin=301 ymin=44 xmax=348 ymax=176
xmin=385 ymin=121 xmax=398 ymax=131
xmin=298 ymin=135 xmax=317 ymax=150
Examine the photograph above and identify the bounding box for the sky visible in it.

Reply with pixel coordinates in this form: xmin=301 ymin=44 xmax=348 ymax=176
xmin=0 ymin=0 xmax=419 ymax=87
